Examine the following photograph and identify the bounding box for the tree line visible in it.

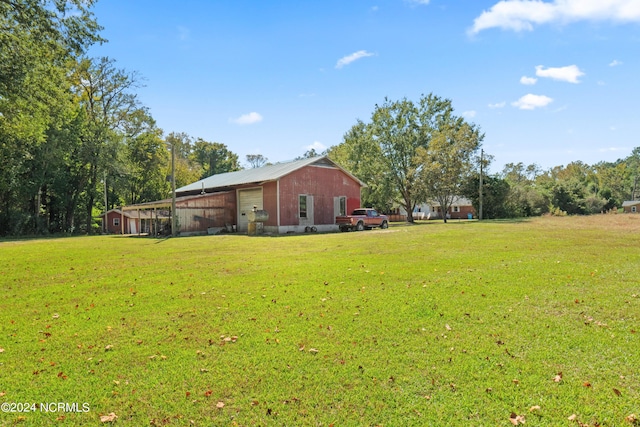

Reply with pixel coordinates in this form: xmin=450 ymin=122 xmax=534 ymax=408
xmin=327 ymin=92 xmax=640 ymax=220
xmin=2 ymin=1 xmax=638 ymax=236
xmin=0 ymin=0 xmax=244 ymax=235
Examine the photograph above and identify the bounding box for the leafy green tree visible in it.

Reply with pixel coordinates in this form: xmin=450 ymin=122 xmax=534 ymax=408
xmin=416 ymin=118 xmax=483 ymax=222
xmin=0 ymin=0 xmax=102 ymax=235
xmin=191 ymin=139 xmax=241 ymax=178
xmin=164 ymin=132 xmax=200 ymax=188
xmin=122 ymin=125 xmax=170 ymax=205
xmin=537 ymin=161 xmax=606 ymax=215
xmin=328 ymin=120 xmax=396 ymax=212
xmin=71 ymin=57 xmax=146 ymax=233
xmin=331 ymin=94 xmax=467 ymax=220
xmin=462 ymin=174 xmax=511 ymax=219
xmin=501 ymin=163 xmax=548 ymax=217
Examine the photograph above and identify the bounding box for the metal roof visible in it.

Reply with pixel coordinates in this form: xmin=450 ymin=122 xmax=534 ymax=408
xmin=176 ymin=156 xmax=365 ymax=194
xmin=622 ymin=200 xmax=640 ymax=207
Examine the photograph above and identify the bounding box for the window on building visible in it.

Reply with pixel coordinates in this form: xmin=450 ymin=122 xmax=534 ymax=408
xmin=299 ymin=195 xmax=307 ymax=218
xmin=113 ymin=217 xmax=120 ymax=226
xmin=633 ymin=206 xmax=637 ymax=213
xmin=452 ymin=206 xmax=460 ymax=213
xmin=339 ymin=196 xmax=346 ymax=216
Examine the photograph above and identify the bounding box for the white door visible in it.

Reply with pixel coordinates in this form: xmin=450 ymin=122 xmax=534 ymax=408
xmin=129 ymin=218 xmax=137 ymax=234
xmin=237 ymin=188 xmax=263 ymax=232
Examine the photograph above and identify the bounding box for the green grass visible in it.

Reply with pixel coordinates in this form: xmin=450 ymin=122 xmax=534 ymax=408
xmin=1 ymin=215 xmax=639 ymax=426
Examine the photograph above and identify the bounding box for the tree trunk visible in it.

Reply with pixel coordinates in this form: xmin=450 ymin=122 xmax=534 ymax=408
xmin=403 ymin=194 xmax=414 ymax=223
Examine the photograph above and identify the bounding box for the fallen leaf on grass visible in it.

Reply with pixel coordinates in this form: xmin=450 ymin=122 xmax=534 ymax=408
xmin=625 ymin=414 xmax=638 ymax=423
xmin=553 ymin=372 xmax=563 ymax=383
xmin=0 ymin=348 xmax=4 ymax=353
xmin=104 ymin=345 xmax=113 ymax=351
xmin=582 ymin=381 xmax=592 ymax=388
xmin=204 ymin=390 xmax=213 ymax=397
xmin=100 ymin=412 xmax=118 ymax=423
xmin=308 ymin=348 xmax=319 ymax=354
xmin=613 ymin=388 xmax=622 ymax=396
xmin=568 ymin=414 xmax=578 ymax=421
xmin=216 ymin=401 xmax=224 ymax=409
xmin=529 ymin=405 xmax=541 ymax=412
xmin=509 ymin=412 xmax=525 ymax=425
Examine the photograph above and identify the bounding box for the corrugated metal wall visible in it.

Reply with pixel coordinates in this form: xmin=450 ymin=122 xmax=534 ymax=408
xmin=176 ymin=191 xmax=236 ymax=233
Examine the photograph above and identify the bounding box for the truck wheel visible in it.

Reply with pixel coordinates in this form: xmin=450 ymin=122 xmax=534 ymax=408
xmin=356 ymin=221 xmax=364 ymax=231
xmin=380 ymin=220 xmax=388 ymax=229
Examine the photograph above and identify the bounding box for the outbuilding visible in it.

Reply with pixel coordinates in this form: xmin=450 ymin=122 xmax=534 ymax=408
xmin=622 ymin=200 xmax=640 ymax=213
xmin=121 ymin=156 xmax=364 ymax=235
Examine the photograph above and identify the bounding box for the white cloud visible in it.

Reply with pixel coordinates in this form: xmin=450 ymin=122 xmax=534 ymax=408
xmin=462 ymin=110 xmax=477 ymax=118
xmin=488 ymin=101 xmax=506 ymax=108
xmin=335 ymin=50 xmax=375 ymax=69
xmin=230 ymin=112 xmax=263 ymax=125
xmin=520 ymin=76 xmax=538 ymax=85
xmin=512 ymin=94 xmax=553 ymax=110
xmin=535 ymin=65 xmax=584 ymax=83
xmin=609 ymin=59 xmax=623 ymax=67
xmin=306 ymin=141 xmax=327 ymax=152
xmin=407 ymin=0 xmax=430 ymax=4
xmin=470 ymin=0 xmax=640 ymax=34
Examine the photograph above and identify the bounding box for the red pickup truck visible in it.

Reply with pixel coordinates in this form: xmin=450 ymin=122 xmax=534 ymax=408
xmin=336 ymin=208 xmax=389 ymax=232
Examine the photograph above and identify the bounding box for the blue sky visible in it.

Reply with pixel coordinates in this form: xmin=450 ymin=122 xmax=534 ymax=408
xmin=89 ymin=0 xmax=640 ymax=172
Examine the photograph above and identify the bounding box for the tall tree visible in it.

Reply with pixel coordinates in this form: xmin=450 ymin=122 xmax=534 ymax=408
xmin=71 ymin=57 xmax=145 ymax=233
xmin=246 ymin=154 xmax=268 ymax=168
xmin=501 ymin=162 xmax=548 ymax=217
xmin=164 ymin=132 xmax=200 ymax=188
xmin=191 ymin=139 xmax=241 ymax=178
xmin=0 ymin=0 xmax=102 ymax=235
xmin=331 ymin=94 xmax=475 ymax=221
xmin=416 ymin=118 xmax=483 ymax=222
xmin=329 ymin=120 xmax=395 ymax=211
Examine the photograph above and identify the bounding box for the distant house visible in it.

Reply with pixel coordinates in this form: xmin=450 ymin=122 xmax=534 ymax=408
xmin=121 ymin=156 xmax=365 ymax=235
xmin=410 ymin=197 xmax=476 ymax=220
xmin=622 ymin=200 xmax=640 ymax=213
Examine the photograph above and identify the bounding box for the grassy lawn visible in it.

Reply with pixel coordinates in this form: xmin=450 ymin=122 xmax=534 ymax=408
xmin=1 ymin=215 xmax=639 ymax=426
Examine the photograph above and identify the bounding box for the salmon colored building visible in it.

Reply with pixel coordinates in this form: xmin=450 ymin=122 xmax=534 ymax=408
xmin=121 ymin=156 xmax=365 ymax=235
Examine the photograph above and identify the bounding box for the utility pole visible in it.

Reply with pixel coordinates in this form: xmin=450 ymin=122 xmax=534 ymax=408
xmin=171 ymin=142 xmax=177 ymax=237
xmin=479 ymin=149 xmax=484 ymax=220
xmin=103 ymin=170 xmax=108 ymax=233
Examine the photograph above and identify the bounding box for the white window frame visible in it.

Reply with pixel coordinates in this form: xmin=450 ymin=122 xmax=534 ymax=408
xmin=113 ymin=217 xmax=120 ymax=226
xmin=299 ymin=195 xmax=308 ymax=218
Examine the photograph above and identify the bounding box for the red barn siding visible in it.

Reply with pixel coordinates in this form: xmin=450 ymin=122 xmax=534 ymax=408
xmin=262 ymin=181 xmax=278 ymax=227
xmin=278 ymin=165 xmax=362 ymax=226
